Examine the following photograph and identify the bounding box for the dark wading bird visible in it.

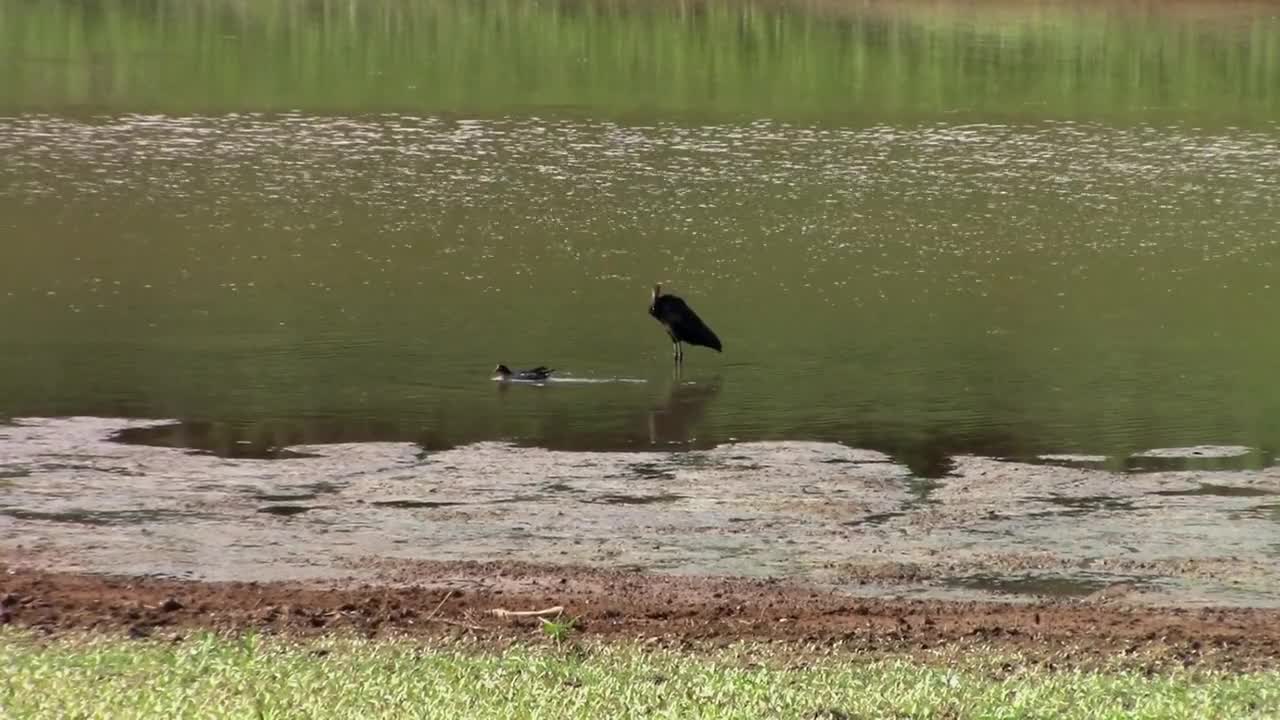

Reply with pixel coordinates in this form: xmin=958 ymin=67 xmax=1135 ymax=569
xmin=493 ymin=364 xmax=554 ymax=382
xmin=648 ymin=284 xmax=722 ymax=363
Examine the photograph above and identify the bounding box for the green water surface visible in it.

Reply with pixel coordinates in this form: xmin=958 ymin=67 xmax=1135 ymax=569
xmin=2 ymin=0 xmax=1279 ymax=470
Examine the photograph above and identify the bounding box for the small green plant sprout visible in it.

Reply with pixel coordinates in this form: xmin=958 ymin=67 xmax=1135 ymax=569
xmin=540 ymin=615 xmax=578 ymax=644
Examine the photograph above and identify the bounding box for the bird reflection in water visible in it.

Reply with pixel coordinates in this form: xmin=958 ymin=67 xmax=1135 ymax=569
xmin=647 ymin=371 xmax=722 ymax=446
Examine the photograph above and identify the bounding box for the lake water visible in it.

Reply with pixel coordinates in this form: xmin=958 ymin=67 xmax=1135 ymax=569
xmin=3 ymin=0 xmax=1280 ymax=471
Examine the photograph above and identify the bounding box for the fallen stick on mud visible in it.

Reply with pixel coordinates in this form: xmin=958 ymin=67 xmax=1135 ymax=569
xmin=424 ymin=591 xmax=454 ymax=622
xmin=428 ymin=617 xmax=485 ymax=631
xmin=488 ymin=606 xmax=565 ymax=618
xmin=412 ymin=590 xmax=485 ymax=631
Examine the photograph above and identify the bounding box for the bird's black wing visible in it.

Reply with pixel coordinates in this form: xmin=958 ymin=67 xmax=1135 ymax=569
xmin=656 ymin=296 xmax=723 ymax=352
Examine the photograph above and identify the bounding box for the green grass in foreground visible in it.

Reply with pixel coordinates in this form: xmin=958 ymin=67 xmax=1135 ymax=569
xmin=2 ymin=631 xmax=1278 ymax=719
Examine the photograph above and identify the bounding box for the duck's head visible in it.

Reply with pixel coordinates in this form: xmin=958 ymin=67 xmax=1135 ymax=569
xmin=493 ymin=364 xmax=512 ymax=377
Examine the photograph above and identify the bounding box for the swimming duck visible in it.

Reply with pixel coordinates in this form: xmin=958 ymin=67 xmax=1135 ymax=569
xmin=493 ymin=364 xmax=555 ymax=381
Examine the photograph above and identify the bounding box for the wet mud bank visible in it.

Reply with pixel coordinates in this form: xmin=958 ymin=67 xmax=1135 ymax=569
xmin=2 ymin=417 xmax=1279 ymax=609
xmin=3 ymin=559 xmax=1280 ymax=672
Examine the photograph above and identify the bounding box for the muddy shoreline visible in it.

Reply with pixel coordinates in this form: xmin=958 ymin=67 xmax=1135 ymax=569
xmin=4 ymin=559 xmax=1280 ymax=672
xmin=4 ymin=417 xmax=1280 ymax=670
xmin=4 ymin=418 xmax=1280 ymax=608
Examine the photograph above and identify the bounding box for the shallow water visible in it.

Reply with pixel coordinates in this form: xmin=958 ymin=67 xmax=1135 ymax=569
xmin=3 ymin=110 xmax=1280 ymax=462
xmin=2 ymin=2 xmax=1280 ymax=462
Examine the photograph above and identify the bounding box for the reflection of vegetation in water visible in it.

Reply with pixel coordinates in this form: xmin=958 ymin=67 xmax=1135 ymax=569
xmin=110 ymin=420 xmax=411 ymax=459
xmin=2 ymin=0 xmax=1278 ymax=121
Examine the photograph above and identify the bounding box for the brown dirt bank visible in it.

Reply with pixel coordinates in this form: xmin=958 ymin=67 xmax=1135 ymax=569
xmin=4 ymin=559 xmax=1280 ymax=673
xmin=621 ymin=0 xmax=1279 ymax=21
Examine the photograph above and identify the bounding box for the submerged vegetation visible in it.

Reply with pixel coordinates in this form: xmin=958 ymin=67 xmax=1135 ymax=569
xmin=3 ymin=631 xmax=1279 ymax=719
xmin=2 ymin=0 xmax=1278 ymax=122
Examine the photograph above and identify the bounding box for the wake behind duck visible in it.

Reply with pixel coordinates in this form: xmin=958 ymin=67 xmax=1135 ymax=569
xmin=493 ymin=364 xmax=555 ymax=382
xmin=491 ymin=364 xmax=646 ymax=385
